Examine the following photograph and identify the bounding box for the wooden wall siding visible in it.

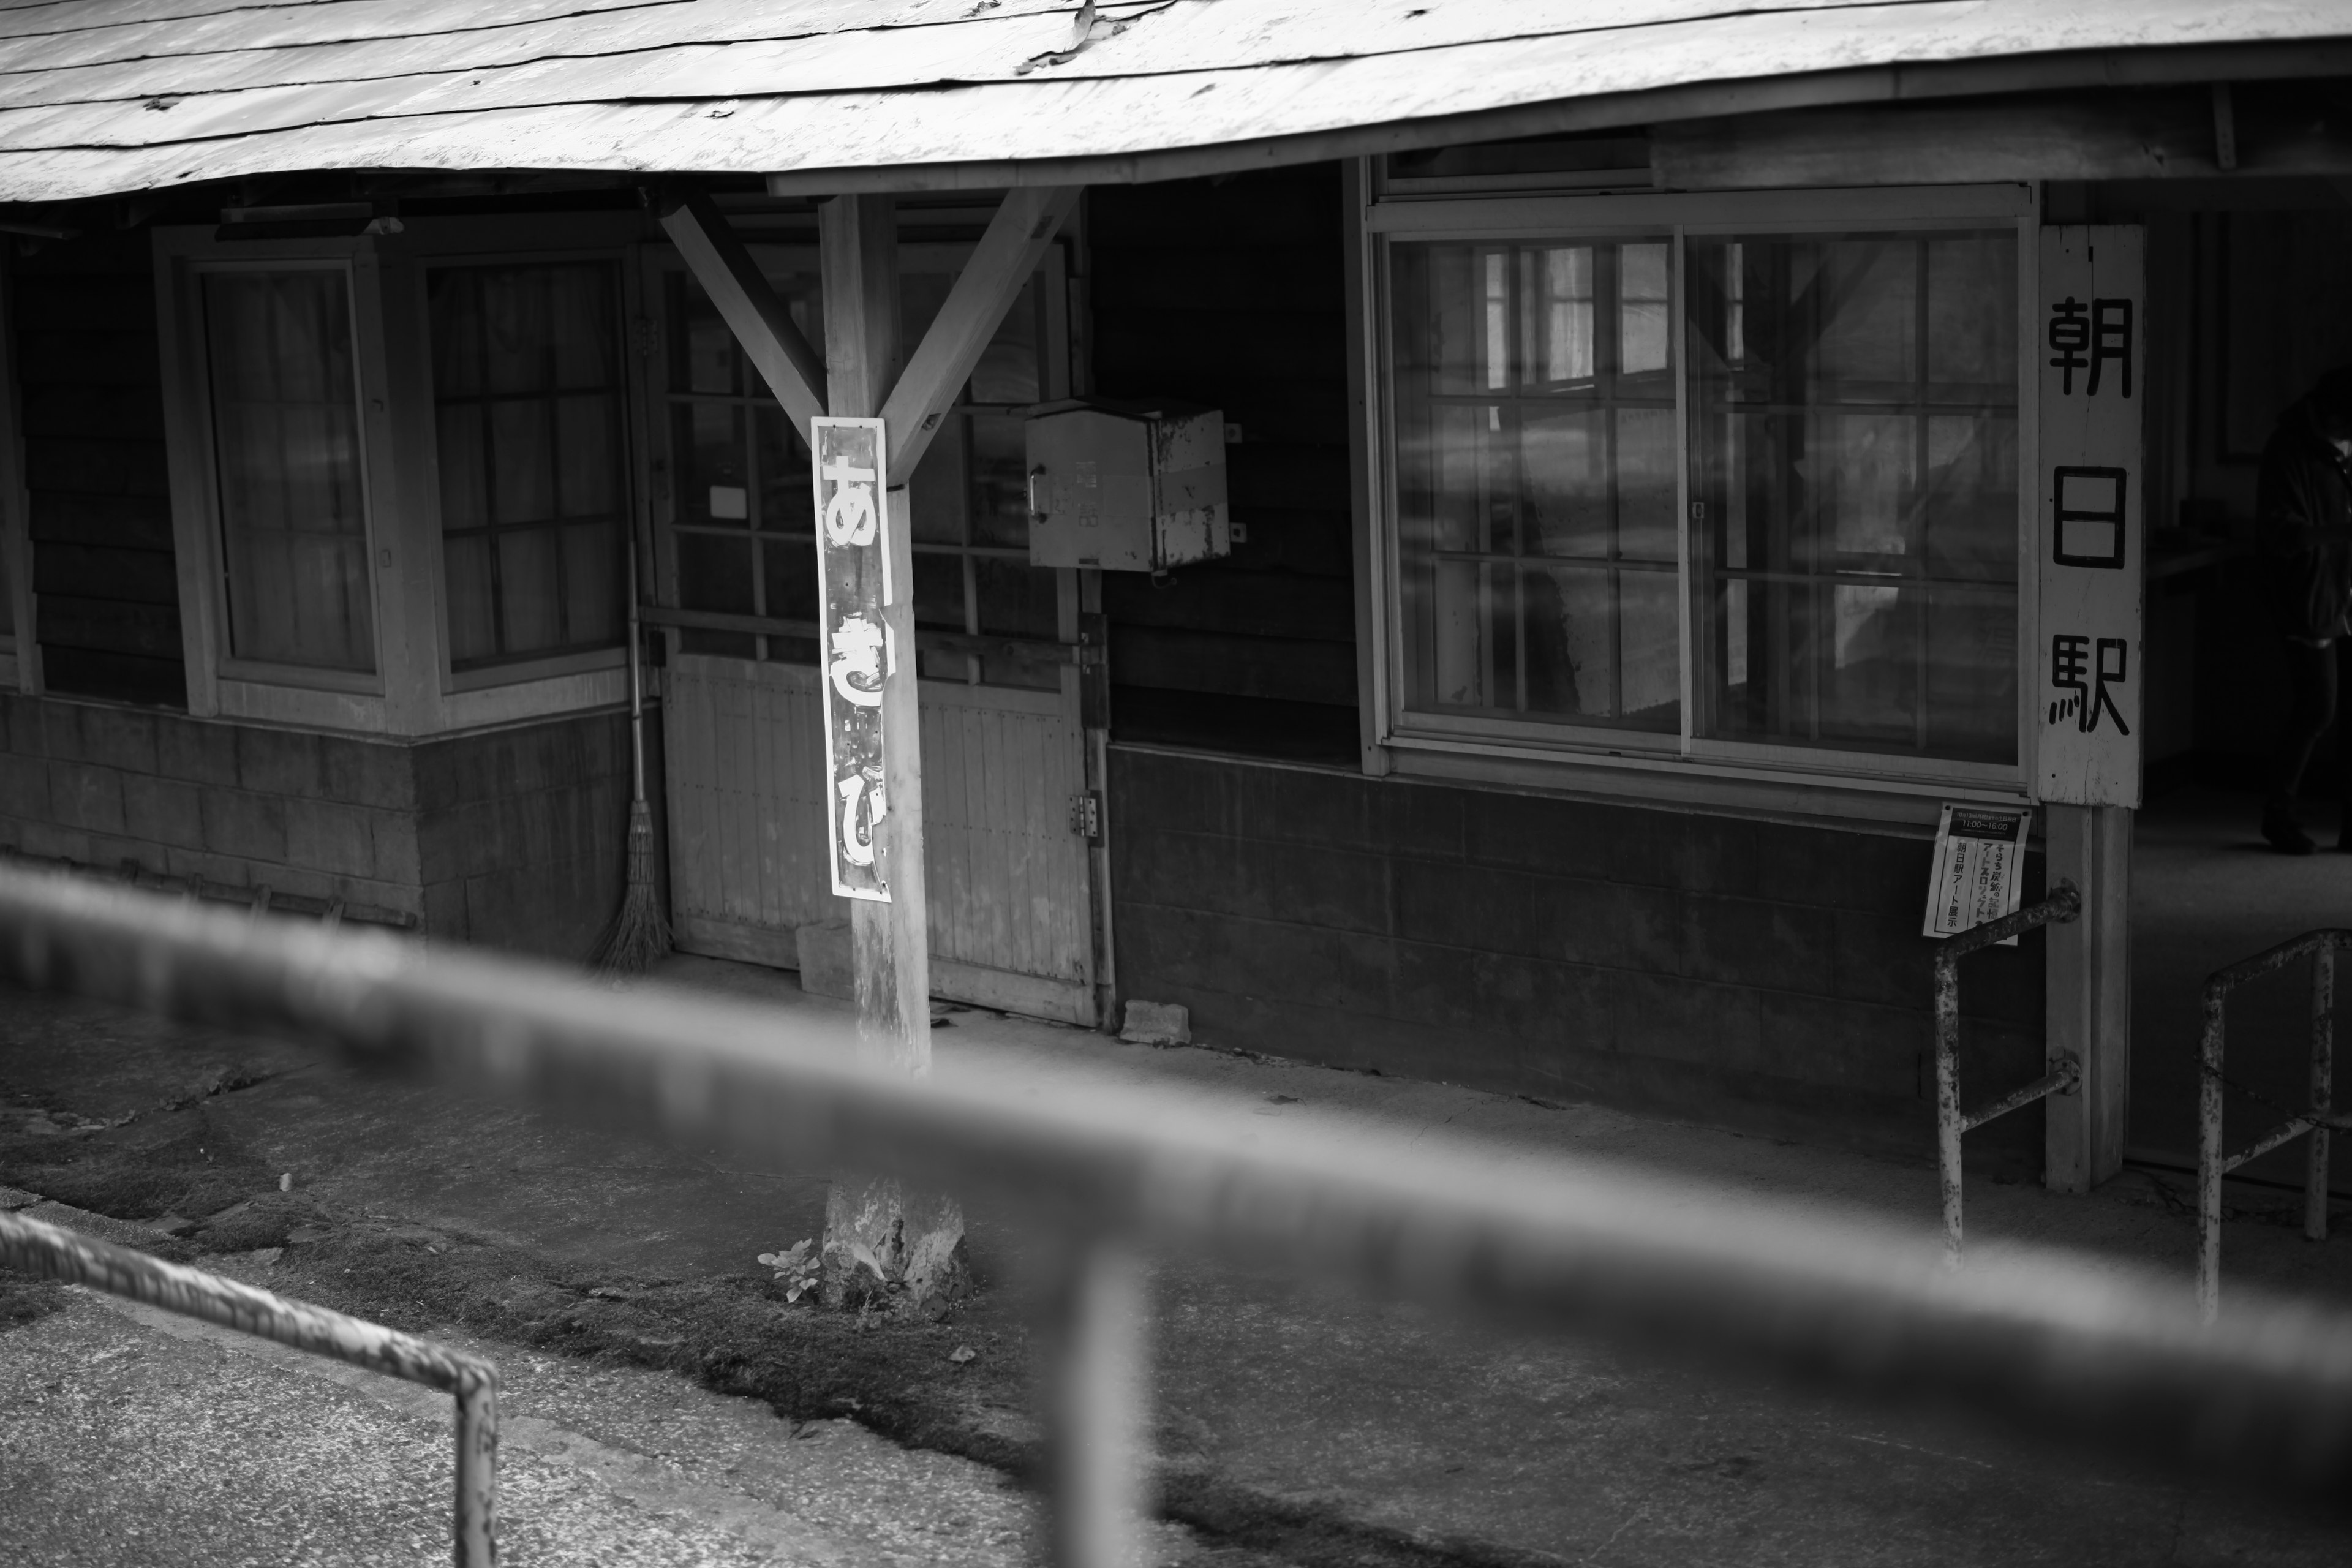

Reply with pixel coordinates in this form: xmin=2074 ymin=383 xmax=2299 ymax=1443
xmin=919 ymin=686 xmax=1090 ymax=987
xmin=13 ymin=232 xmax=184 ymax=709
xmin=1109 ymin=746 xmax=2049 ymax=1167
xmin=1091 ymin=165 xmax=1360 ymax=763
xmin=663 ymin=653 xmax=1092 ymax=1006
xmin=663 ymin=653 xmax=833 ymax=949
xmin=0 ymin=3 xmax=2335 ymax=201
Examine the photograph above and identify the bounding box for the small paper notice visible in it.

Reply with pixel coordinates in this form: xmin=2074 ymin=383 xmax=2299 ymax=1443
xmin=1922 ymin=804 xmax=2032 ymax=946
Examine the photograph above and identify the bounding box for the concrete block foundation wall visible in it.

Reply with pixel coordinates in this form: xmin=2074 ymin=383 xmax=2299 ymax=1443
xmin=0 ymin=693 xmax=650 ymax=960
xmin=1110 ymin=747 xmax=2049 ymax=1167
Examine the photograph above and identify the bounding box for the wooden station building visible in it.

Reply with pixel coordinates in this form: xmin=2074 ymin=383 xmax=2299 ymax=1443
xmin=1 ymin=2 xmax=2350 ymax=1193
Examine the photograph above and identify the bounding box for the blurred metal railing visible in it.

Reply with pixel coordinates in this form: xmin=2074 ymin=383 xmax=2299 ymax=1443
xmin=2 ymin=865 xmax=2352 ymax=1558
xmin=1933 ymin=881 xmax=2081 ymax=1262
xmin=2199 ymin=929 xmax=2352 ymax=1324
xmin=0 ymin=1207 xmax=496 ymax=1566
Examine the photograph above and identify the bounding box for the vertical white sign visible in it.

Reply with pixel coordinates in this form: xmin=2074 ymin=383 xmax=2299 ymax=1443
xmin=1922 ymin=804 xmax=2033 ymax=946
xmin=2037 ymin=227 xmax=2144 ymax=807
xmin=812 ymin=417 xmax=892 ymax=902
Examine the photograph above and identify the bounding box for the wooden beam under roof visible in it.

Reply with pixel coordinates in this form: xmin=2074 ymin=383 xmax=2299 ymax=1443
xmin=879 ymin=184 xmax=1079 ymax=478
xmin=1649 ymin=88 xmax=2352 ymax=190
xmin=658 ymin=186 xmax=827 ymax=440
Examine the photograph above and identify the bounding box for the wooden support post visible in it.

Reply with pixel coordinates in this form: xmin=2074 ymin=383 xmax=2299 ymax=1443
xmin=2046 ymin=802 xmax=2132 ymax=1193
xmin=817 ymin=192 xmax=964 ymax=1308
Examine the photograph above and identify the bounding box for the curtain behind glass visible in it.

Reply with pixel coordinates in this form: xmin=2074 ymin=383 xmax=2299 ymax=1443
xmin=203 ymin=270 xmax=374 ymax=672
xmin=429 ymin=263 xmax=625 ymax=669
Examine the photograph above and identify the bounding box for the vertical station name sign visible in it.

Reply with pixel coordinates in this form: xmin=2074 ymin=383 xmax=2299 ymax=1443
xmin=812 ymin=417 xmax=894 ymax=901
xmin=2037 ymin=226 xmax=2145 ymax=808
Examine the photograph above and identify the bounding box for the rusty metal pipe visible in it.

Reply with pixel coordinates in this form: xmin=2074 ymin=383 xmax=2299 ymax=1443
xmin=8 ymin=869 xmax=2352 ymax=1499
xmin=1962 ymin=1060 xmax=2082 ymax=1134
xmin=1934 ymin=880 xmax=2080 ymax=1265
xmin=2198 ymin=930 xmax=2352 ymax=1324
xmin=0 ymin=1207 xmax=499 ymax=1567
xmin=2312 ymin=944 xmax=2335 ymax=1246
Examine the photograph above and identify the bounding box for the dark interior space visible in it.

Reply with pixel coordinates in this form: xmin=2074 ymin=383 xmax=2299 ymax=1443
xmin=1087 ymin=165 xmax=1360 ymax=766
xmin=11 ymin=230 xmax=184 ymax=709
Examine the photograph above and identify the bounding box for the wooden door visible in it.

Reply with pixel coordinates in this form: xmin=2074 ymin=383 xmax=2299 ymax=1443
xmin=643 ymin=235 xmax=1101 ymax=1024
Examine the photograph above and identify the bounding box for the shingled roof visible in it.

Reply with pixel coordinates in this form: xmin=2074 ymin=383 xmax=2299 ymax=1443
xmin=0 ymin=0 xmax=2346 ymax=200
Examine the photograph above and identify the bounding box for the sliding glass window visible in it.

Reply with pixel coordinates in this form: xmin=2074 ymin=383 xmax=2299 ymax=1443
xmin=1382 ymin=217 xmax=2021 ymax=778
xmin=1390 ymin=238 xmax=1679 ymax=733
xmin=1685 ymin=231 xmax=2018 ymax=764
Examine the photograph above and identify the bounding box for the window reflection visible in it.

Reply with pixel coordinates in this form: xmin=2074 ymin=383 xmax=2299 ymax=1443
xmin=1392 ymin=238 xmax=1679 ymax=731
xmin=203 ymin=269 xmax=374 ymax=673
xmin=429 ymin=262 xmax=627 ymax=671
xmin=1686 ymin=231 xmax=2018 ymax=763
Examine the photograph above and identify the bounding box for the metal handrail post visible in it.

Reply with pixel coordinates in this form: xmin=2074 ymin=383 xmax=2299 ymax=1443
xmin=2198 ymin=983 xmax=2228 ymax=1324
xmin=456 ymin=1366 xmax=499 ymax=1567
xmin=0 ymin=1208 xmax=498 ymax=1567
xmin=1935 ymin=880 xmax=2081 ymax=1264
xmin=2199 ymin=928 xmax=2352 ymax=1323
xmin=2310 ymin=943 xmax=2335 ymax=1246
xmin=1043 ymin=1240 xmax=1150 ymax=1568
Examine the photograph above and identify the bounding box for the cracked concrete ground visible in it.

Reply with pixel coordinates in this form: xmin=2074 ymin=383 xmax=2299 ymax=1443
xmin=3 ymin=951 xmax=2351 ymax=1564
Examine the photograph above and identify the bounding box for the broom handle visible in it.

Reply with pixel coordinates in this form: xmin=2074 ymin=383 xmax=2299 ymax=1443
xmin=625 ymin=519 xmax=647 ymax=806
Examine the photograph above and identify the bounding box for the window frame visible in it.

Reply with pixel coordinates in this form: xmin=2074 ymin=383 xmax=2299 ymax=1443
xmin=407 ymin=235 xmax=641 ymax=703
xmin=1358 ymin=179 xmax=2040 ymax=817
xmin=0 ymin=253 xmax=33 ymax=692
xmin=156 ymin=233 xmax=394 ymax=727
xmin=155 ymin=213 xmax=648 ymax=735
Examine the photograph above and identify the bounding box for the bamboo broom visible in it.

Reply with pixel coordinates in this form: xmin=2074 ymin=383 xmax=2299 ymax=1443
xmin=590 ymin=534 xmax=669 ymax=978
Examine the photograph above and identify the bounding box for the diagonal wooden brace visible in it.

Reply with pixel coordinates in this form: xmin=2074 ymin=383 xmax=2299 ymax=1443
xmin=881 ymin=185 xmax=1082 ymax=477
xmin=658 ymin=186 xmax=829 ymax=440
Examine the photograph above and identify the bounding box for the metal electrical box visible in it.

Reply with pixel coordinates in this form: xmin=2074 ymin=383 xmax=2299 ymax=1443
xmin=1025 ymin=399 xmax=1229 ymax=571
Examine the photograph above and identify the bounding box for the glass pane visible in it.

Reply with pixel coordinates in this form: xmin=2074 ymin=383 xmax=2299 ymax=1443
xmin=911 ymin=551 xmax=964 ymax=631
xmin=974 ymin=558 xmax=1056 ymax=639
xmin=559 ymin=521 xmax=622 ymax=647
xmin=488 ymin=399 xmax=554 ymax=525
xmin=672 ymin=402 xmax=748 ymax=530
xmin=1522 ymin=564 xmax=1613 ymax=717
xmin=676 ymin=531 xmax=755 ymax=616
xmin=554 ymin=394 xmax=617 ymax=519
xmin=431 ymin=262 xmax=625 ymax=666
xmin=910 ymin=412 xmax=968 ymax=546
xmin=760 ymin=533 xmax=818 ymax=625
xmin=668 ymin=272 xmax=739 ymax=396
xmin=203 ymin=269 xmax=374 ymax=672
xmin=435 ymin=402 xmax=487 ymax=531
xmin=443 ymin=534 xmax=494 ymax=666
xmin=967 ymin=412 xmax=1032 ymax=548
xmin=754 ymin=404 xmax=811 ymax=534
xmin=496 ymin=529 xmax=562 ymax=654
xmin=1687 ymin=231 xmax=2018 ymax=763
xmin=971 ymin=276 xmax=1041 ymax=404
xmin=1390 ymin=236 xmax=1678 ymax=731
